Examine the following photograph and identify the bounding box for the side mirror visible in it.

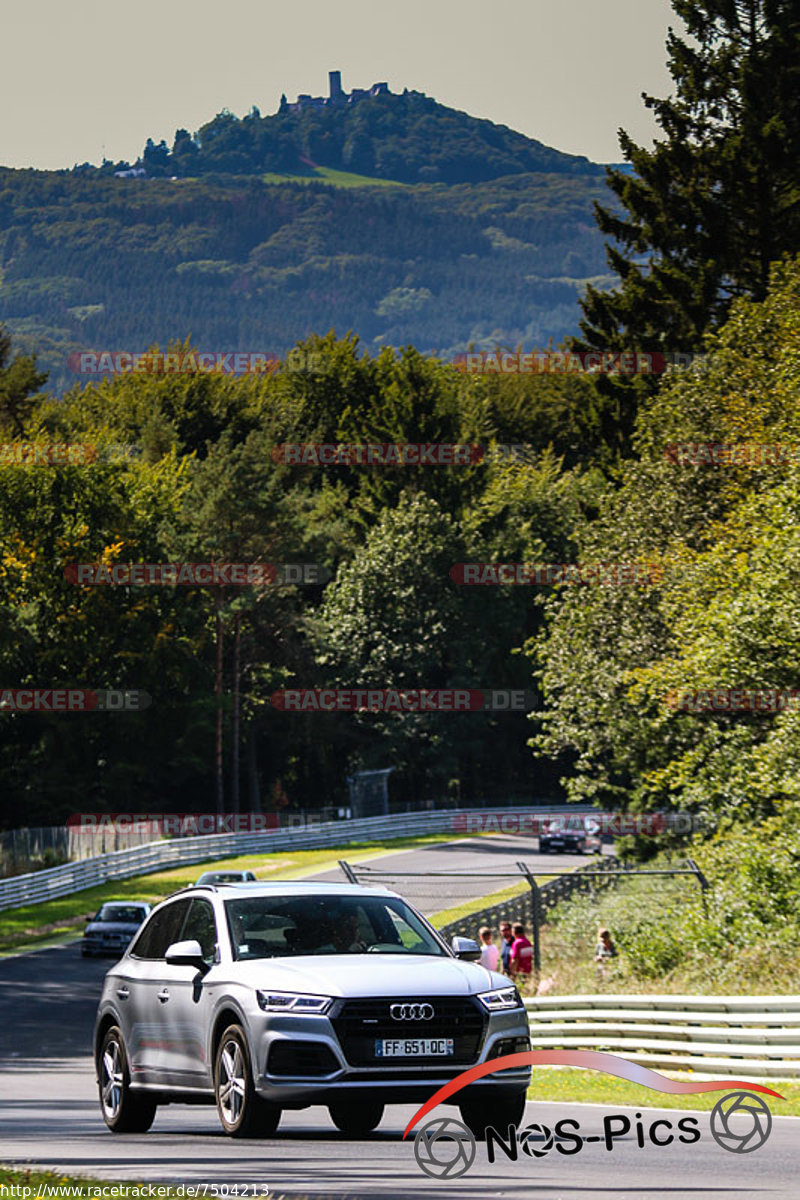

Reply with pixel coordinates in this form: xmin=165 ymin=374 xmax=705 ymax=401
xmin=165 ymin=939 xmax=208 ymax=972
xmin=451 ymin=936 xmax=482 ymax=962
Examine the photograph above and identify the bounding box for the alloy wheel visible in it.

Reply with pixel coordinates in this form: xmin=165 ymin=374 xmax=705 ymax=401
xmin=101 ymin=1037 xmax=124 ymax=1120
xmin=218 ymin=1038 xmax=247 ymax=1126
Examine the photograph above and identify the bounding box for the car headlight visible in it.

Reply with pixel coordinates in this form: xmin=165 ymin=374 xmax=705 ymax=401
xmin=477 ymin=986 xmax=523 ymax=1012
xmin=256 ymin=990 xmax=333 ymax=1014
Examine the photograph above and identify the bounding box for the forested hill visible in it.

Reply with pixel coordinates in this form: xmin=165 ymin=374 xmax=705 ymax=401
xmin=0 ymin=167 xmax=612 ymax=393
xmin=86 ymin=90 xmax=608 ymax=185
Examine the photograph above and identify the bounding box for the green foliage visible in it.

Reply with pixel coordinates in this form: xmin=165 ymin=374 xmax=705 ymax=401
xmin=530 ymin=258 xmax=800 ymax=818
xmin=117 ymin=91 xmax=605 ymax=186
xmin=580 ymin=0 xmax=800 ymax=354
xmin=0 ymin=325 xmax=48 ymax=434
xmin=0 ymin=326 xmax=599 ymax=818
xmin=543 ymin=813 xmax=800 ymax=993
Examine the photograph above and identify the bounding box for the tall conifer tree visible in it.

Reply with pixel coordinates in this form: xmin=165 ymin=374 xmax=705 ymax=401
xmin=579 ymin=0 xmax=800 ymax=356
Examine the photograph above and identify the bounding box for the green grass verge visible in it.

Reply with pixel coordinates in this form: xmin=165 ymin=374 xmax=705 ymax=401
xmin=429 ymin=880 xmax=527 ymax=927
xmin=262 ymin=165 xmax=406 ymax=188
xmin=530 ymin=864 xmax=800 ymax=995
xmin=429 ymin=876 xmax=564 ymax=927
xmin=526 ymin=1068 xmax=800 ymax=1116
xmin=0 ymin=833 xmax=465 ymax=955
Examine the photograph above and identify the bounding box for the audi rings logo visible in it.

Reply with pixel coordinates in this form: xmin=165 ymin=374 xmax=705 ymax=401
xmin=710 ymin=1092 xmax=773 ymax=1153
xmin=414 ymin=1118 xmax=476 ymax=1178
xmin=390 ymin=1002 xmax=435 ymax=1021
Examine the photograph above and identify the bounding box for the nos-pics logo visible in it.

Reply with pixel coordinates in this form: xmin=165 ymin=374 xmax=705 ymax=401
xmin=414 ymin=1093 xmax=773 ymax=1179
xmin=404 ymin=1051 xmax=781 ymax=1181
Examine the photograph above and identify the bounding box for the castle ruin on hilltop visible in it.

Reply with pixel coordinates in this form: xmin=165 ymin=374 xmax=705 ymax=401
xmin=281 ymin=71 xmax=390 ymax=113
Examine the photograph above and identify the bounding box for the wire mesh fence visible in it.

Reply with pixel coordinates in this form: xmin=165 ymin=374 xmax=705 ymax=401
xmin=0 ymin=824 xmax=166 ymax=877
xmin=340 ymin=857 xmax=708 ymax=976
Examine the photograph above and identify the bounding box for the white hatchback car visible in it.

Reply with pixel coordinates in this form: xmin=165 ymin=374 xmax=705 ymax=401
xmin=94 ymin=881 xmax=531 ymax=1138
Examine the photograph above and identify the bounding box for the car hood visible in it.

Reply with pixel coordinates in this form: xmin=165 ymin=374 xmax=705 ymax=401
xmin=226 ymin=954 xmax=507 ymax=997
xmin=85 ymin=922 xmax=139 ymax=935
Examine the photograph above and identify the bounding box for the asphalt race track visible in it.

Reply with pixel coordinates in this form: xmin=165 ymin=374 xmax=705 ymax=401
xmin=0 ymin=837 xmax=796 ymax=1198
xmin=311 ymin=832 xmax=597 ymax=914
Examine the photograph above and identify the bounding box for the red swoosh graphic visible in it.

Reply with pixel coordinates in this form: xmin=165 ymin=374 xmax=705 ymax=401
xmin=402 ymin=1050 xmax=785 ymax=1139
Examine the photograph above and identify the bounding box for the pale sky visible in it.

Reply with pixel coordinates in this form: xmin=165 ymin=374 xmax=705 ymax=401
xmin=1 ymin=0 xmax=679 ymax=170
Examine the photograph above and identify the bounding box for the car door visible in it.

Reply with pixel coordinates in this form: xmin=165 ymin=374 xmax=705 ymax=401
xmin=154 ymin=895 xmax=221 ymax=1088
xmin=119 ymin=897 xmax=192 ymax=1084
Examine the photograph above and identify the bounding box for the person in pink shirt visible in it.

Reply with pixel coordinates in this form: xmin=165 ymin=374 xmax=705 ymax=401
xmin=508 ymin=922 xmax=533 ymax=977
xmin=478 ymin=926 xmax=500 ymax=971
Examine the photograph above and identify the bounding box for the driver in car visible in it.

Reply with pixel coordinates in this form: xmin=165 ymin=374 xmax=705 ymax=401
xmin=329 ymin=910 xmax=367 ymax=953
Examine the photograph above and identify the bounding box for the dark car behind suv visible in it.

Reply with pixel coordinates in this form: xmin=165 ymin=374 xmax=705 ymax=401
xmin=82 ymin=902 xmax=151 ymax=958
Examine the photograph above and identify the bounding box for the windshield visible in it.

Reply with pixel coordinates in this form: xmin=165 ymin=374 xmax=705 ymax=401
xmin=224 ymin=893 xmax=446 ymax=960
xmin=95 ymin=905 xmax=146 ymax=924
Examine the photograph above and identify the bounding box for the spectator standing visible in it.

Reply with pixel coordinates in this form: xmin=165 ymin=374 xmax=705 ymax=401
xmin=499 ymin=921 xmax=514 ymax=974
xmin=508 ymin=922 xmax=533 ymax=978
xmin=478 ymin=926 xmax=500 ymax=971
xmin=594 ymin=927 xmax=617 ymax=964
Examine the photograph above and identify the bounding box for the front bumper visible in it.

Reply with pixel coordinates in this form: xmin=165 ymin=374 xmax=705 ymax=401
xmin=82 ymin=939 xmax=131 ymax=956
xmin=250 ymin=1001 xmax=531 ymax=1105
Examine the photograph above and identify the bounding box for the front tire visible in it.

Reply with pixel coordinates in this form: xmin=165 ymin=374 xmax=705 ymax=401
xmin=215 ymin=1024 xmax=281 ymax=1138
xmin=329 ymin=1098 xmax=384 ymax=1135
xmin=459 ymin=1091 xmax=527 ymax=1140
xmin=98 ymin=1026 xmax=157 ymax=1132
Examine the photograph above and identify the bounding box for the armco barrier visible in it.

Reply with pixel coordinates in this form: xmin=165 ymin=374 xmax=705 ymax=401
xmin=0 ymin=806 xmax=589 ymax=912
xmin=525 ymin=995 xmax=800 ymax=1078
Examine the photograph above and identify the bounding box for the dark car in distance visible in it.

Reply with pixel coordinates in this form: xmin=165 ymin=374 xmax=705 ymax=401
xmin=82 ymin=902 xmax=151 ymax=958
xmin=538 ymin=819 xmax=602 ymax=855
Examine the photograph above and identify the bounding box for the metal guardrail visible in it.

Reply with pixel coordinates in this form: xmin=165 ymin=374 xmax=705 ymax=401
xmin=525 ymin=995 xmax=800 ymax=1077
xmin=0 ymin=805 xmax=577 ymax=912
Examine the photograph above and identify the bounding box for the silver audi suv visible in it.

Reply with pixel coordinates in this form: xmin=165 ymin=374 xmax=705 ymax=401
xmin=94 ymin=881 xmax=531 ymax=1138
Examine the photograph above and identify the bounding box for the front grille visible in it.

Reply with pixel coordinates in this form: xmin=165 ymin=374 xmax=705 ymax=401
xmin=331 ymin=997 xmax=486 ymax=1067
xmin=267 ymin=1040 xmax=340 ymax=1077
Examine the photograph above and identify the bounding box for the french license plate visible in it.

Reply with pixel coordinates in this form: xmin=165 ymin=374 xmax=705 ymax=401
xmin=376 ymin=1037 xmax=454 ymax=1057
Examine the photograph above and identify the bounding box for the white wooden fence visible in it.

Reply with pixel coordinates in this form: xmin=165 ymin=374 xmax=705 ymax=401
xmin=525 ymin=995 xmax=800 ymax=1077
